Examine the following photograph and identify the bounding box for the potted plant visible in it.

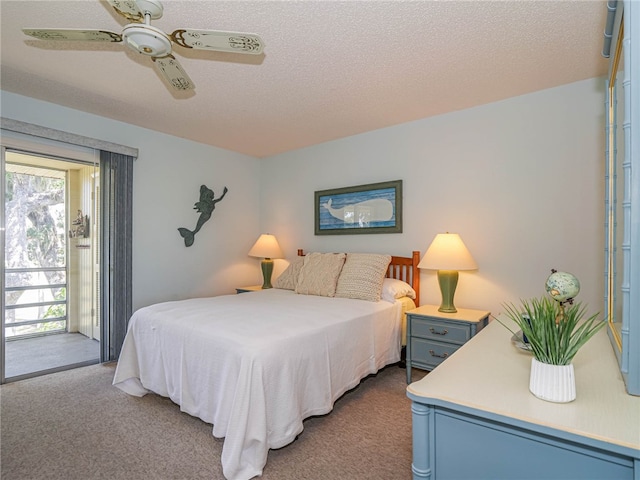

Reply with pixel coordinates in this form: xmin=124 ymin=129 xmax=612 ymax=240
xmin=498 ymin=271 xmax=604 ymax=403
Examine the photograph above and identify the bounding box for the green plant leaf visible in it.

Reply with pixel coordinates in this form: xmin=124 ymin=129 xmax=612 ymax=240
xmin=500 ymin=296 xmax=604 ymax=365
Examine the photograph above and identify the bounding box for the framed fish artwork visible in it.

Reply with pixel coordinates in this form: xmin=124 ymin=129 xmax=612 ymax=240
xmin=314 ymin=180 xmax=402 ymax=235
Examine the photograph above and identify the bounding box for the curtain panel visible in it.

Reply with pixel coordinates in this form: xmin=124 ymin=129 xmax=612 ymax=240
xmin=100 ymin=151 xmax=134 ymax=362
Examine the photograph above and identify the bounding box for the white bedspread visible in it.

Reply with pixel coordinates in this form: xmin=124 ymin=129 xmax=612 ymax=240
xmin=112 ymin=288 xmax=402 ymax=480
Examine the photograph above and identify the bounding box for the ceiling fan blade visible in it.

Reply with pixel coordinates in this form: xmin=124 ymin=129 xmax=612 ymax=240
xmin=170 ymin=29 xmax=264 ymax=55
xmin=152 ymin=55 xmax=195 ymax=91
xmin=23 ymin=28 xmax=122 ymax=42
xmin=107 ymin=0 xmax=144 ymax=22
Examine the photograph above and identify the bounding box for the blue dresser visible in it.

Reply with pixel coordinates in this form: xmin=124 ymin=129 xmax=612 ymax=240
xmin=406 ymin=319 xmax=640 ymax=480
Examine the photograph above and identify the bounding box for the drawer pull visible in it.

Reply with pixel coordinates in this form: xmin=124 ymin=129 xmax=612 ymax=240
xmin=429 ymin=349 xmax=449 ymax=359
xmin=429 ymin=327 xmax=448 ymax=335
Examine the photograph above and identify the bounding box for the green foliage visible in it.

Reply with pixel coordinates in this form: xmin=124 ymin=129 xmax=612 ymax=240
xmin=43 ymin=287 xmax=67 ymax=320
xmin=8 ymin=170 xmax=66 ymax=267
xmin=6 ymin=167 xmax=68 ymax=336
xmin=40 ymin=320 xmax=65 ymax=333
xmin=498 ymin=296 xmax=604 ymax=365
xmin=5 ymin=172 xmax=15 ymax=202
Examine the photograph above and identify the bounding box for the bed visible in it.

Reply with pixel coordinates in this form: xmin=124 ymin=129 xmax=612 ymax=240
xmin=113 ymin=250 xmax=420 ymax=480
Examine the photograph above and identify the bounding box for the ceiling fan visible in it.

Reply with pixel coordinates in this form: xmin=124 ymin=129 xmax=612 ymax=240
xmin=22 ymin=0 xmax=265 ymax=92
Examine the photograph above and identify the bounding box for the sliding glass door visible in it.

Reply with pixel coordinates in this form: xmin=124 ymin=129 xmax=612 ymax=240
xmin=1 ymin=145 xmax=101 ymax=382
xmin=1 ymin=123 xmax=135 ymax=382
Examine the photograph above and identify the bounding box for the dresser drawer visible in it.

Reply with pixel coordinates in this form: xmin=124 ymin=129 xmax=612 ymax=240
xmin=410 ymin=338 xmax=459 ymax=368
xmin=409 ymin=316 xmax=471 ymax=344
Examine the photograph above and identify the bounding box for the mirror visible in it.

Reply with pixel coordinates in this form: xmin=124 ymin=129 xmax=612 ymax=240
xmin=604 ymin=0 xmax=640 ymax=396
xmin=606 ymin=4 xmax=624 ymax=356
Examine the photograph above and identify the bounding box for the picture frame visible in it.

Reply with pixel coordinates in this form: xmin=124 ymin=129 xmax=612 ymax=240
xmin=314 ymin=180 xmax=403 ymax=235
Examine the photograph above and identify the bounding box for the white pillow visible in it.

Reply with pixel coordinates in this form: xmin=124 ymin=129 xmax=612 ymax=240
xmin=335 ymin=253 xmax=392 ymax=302
xmin=381 ymin=277 xmax=416 ymax=303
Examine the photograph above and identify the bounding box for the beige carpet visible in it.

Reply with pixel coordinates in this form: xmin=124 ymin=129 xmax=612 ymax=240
xmin=0 ymin=362 xmax=427 ymax=480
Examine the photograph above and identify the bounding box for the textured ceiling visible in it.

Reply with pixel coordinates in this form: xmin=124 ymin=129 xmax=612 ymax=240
xmin=0 ymin=0 xmax=609 ymax=158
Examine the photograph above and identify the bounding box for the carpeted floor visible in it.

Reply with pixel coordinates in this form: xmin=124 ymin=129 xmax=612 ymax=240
xmin=0 ymin=362 xmax=427 ymax=480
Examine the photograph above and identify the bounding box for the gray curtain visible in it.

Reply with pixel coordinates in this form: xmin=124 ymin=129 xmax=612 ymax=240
xmin=100 ymin=150 xmax=133 ymax=362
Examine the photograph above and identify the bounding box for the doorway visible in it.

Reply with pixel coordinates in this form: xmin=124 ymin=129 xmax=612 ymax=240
xmin=2 ymin=150 xmax=100 ymax=382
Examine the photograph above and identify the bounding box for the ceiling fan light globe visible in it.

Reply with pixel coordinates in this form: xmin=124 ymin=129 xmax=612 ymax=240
xmin=122 ymin=24 xmax=171 ymax=57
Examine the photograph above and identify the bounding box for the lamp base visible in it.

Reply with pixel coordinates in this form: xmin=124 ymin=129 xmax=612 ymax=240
xmin=437 ymin=270 xmax=459 ymax=313
xmin=261 ymin=258 xmax=274 ymax=289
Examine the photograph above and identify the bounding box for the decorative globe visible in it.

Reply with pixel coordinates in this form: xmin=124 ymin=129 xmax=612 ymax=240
xmin=545 ymin=271 xmax=580 ymax=302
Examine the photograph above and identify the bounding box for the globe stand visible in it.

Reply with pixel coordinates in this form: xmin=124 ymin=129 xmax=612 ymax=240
xmin=555 ymin=302 xmax=566 ymax=325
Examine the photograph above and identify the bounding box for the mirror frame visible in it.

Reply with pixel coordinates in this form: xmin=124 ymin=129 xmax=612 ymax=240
xmin=605 ymin=2 xmax=624 ymax=353
xmin=604 ymin=0 xmax=640 ymax=396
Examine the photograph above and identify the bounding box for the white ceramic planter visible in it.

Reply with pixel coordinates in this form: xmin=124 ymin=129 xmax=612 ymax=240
xmin=529 ymin=357 xmax=576 ymax=403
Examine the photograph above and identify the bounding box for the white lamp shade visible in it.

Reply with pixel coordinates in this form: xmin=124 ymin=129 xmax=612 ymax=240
xmin=418 ymin=233 xmax=478 ymax=271
xmin=248 ymin=234 xmax=283 ymax=259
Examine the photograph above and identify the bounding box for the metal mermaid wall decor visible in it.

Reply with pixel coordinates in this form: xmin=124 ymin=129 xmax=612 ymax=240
xmin=178 ymin=185 xmax=228 ymax=247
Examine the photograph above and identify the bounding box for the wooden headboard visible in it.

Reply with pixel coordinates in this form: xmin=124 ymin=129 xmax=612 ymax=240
xmin=296 ymin=249 xmax=421 ymax=306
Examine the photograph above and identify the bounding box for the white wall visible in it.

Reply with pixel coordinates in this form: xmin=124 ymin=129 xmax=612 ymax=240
xmin=1 ymin=91 xmax=264 ymax=311
xmin=2 ymin=77 xmax=606 ymax=319
xmin=260 ymin=78 xmax=606 ymax=318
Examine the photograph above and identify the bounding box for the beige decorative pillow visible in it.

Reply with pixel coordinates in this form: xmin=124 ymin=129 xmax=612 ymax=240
xmin=335 ymin=253 xmax=392 ymax=302
xmin=273 ymin=256 xmax=305 ymax=290
xmin=295 ymin=252 xmax=346 ymax=297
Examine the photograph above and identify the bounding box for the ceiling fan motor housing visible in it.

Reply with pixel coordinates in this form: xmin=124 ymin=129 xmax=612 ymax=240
xmin=135 ymin=0 xmax=164 ymax=20
xmin=122 ymin=24 xmax=171 ymax=56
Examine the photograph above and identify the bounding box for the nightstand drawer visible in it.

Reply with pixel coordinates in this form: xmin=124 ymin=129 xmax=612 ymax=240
xmin=405 ymin=305 xmax=491 ymax=383
xmin=409 ymin=317 xmax=471 ymax=344
xmin=410 ymin=338 xmax=459 ymax=368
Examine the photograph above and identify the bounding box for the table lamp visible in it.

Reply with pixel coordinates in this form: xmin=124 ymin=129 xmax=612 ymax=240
xmin=418 ymin=233 xmax=478 ymax=313
xmin=248 ymin=234 xmax=283 ymax=289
